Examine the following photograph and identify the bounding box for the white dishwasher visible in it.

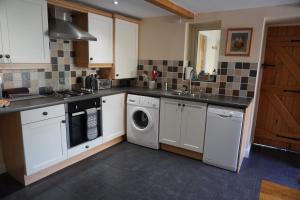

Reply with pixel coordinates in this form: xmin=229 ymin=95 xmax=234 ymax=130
xmin=203 ymin=105 xmax=244 ymax=172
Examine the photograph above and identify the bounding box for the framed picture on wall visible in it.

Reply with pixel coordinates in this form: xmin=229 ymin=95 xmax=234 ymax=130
xmin=225 ymin=28 xmax=253 ymax=56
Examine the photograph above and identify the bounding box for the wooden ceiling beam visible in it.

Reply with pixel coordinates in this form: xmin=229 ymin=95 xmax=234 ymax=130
xmin=145 ymin=0 xmax=194 ymax=19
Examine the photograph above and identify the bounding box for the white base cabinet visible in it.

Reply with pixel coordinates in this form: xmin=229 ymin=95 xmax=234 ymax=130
xmin=21 ymin=105 xmax=67 ymax=176
xmin=159 ymin=98 xmax=207 ymax=153
xmin=102 ymin=93 xmax=126 ymax=143
xmin=22 ymin=116 xmax=67 ymax=175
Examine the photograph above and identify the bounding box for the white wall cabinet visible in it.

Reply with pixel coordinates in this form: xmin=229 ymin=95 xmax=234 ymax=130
xmin=0 ymin=22 xmax=3 ymax=64
xmin=159 ymin=98 xmax=207 ymax=153
xmin=0 ymin=0 xmax=50 ymax=64
xmin=115 ymin=18 xmax=138 ymax=79
xmin=21 ymin=105 xmax=67 ymax=176
xmin=102 ymin=93 xmax=125 ymax=143
xmin=88 ymin=13 xmax=113 ymax=65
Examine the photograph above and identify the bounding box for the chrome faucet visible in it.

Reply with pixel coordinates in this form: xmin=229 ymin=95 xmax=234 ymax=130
xmin=189 ymin=69 xmax=195 ymax=94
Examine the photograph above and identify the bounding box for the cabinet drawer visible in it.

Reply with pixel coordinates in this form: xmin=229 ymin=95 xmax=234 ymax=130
xmin=67 ymin=137 xmax=103 ymax=158
xmin=21 ymin=104 xmax=65 ymax=125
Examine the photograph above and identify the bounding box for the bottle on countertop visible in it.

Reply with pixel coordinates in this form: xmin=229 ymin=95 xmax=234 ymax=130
xmin=164 ymin=82 xmax=168 ymax=91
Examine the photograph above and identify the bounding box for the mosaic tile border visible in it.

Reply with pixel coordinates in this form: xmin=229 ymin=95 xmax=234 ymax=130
xmin=136 ymin=60 xmax=258 ymax=98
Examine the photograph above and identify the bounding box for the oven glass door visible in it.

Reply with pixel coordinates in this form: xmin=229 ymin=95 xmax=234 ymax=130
xmin=69 ymin=110 xmax=101 ymax=148
xmin=69 ymin=112 xmax=87 ymax=147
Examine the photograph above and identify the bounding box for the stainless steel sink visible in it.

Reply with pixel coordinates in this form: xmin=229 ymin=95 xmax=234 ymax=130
xmin=170 ymin=90 xmax=199 ymax=98
xmin=170 ymin=90 xmax=213 ymax=99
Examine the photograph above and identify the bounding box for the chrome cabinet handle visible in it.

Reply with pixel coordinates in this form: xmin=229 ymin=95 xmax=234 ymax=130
xmin=217 ymin=114 xmax=232 ymax=118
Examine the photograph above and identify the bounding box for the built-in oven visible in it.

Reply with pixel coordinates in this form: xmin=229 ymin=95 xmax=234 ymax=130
xmin=65 ymin=98 xmax=102 ymax=148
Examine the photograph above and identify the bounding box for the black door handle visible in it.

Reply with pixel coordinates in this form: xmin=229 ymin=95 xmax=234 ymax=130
xmin=284 ymin=89 xmax=300 ymax=94
xmin=61 ymin=120 xmax=66 ymax=124
xmin=262 ymin=63 xmax=275 ymax=68
xmin=90 ymin=57 xmax=93 ymax=61
xmin=5 ymin=54 xmax=10 ymax=59
xmin=116 ymin=74 xmax=119 ymax=77
xmin=0 ymin=55 xmax=3 ymax=59
xmin=102 ymin=100 xmax=106 ymax=103
xmin=42 ymin=112 xmax=48 ymax=116
xmin=291 ymin=40 xmax=300 ymax=43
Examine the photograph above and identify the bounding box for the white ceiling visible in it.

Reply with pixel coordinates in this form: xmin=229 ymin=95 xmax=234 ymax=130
xmin=172 ymin=0 xmax=300 ymax=13
xmin=72 ymin=0 xmax=171 ymax=18
xmin=73 ymin=0 xmax=300 ymax=18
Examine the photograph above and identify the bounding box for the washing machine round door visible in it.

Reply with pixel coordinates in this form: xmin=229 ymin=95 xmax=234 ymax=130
xmin=131 ymin=107 xmax=153 ymax=133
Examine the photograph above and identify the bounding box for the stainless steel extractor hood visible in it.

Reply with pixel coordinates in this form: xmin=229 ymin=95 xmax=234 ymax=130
xmin=49 ymin=8 xmax=97 ymax=41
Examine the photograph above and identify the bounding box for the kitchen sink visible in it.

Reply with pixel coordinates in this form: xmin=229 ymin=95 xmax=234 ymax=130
xmin=170 ymin=90 xmax=207 ymax=98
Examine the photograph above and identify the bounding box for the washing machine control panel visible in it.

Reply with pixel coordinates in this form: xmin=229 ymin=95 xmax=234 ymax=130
xmin=140 ymin=96 xmax=160 ymax=108
xmin=128 ymin=94 xmax=159 ymax=108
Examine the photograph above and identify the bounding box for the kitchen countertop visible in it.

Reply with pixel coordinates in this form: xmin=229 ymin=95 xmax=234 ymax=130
xmin=0 ymin=87 xmax=252 ymax=115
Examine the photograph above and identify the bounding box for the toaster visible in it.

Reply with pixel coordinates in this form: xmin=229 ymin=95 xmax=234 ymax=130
xmin=97 ymin=79 xmax=112 ymax=90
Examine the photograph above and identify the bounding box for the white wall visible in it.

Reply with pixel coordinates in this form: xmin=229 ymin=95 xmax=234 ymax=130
xmin=139 ymin=15 xmax=186 ymax=60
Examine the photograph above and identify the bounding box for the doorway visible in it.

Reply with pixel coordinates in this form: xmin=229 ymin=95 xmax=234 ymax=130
xmin=254 ymin=25 xmax=300 ymax=152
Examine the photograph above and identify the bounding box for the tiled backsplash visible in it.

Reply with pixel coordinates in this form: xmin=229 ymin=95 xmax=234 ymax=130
xmin=136 ymin=60 xmax=258 ymax=98
xmin=0 ymin=39 xmax=97 ymax=93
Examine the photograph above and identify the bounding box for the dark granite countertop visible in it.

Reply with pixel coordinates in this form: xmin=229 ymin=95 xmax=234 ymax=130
xmin=0 ymin=87 xmax=252 ymax=115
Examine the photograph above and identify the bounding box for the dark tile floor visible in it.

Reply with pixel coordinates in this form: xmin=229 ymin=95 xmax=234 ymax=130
xmin=0 ymin=142 xmax=299 ymax=200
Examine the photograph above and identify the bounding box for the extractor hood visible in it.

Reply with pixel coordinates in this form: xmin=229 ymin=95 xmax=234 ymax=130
xmin=49 ymin=8 xmax=97 ymax=41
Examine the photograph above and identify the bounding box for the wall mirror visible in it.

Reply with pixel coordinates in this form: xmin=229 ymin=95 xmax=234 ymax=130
xmin=187 ymin=22 xmax=221 ymax=82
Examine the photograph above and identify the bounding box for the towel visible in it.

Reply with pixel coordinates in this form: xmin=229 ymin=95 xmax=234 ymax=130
xmin=86 ymin=108 xmax=98 ymax=140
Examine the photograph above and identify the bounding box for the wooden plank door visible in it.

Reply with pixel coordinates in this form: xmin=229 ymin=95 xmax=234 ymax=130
xmin=254 ymin=26 xmax=300 ymax=152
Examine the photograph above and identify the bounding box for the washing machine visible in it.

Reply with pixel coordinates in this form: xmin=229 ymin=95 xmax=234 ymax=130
xmin=127 ymin=94 xmax=160 ymax=149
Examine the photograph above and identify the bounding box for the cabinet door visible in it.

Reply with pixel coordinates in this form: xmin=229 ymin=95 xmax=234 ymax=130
xmin=180 ymin=102 xmax=207 ymax=153
xmin=0 ymin=1 xmax=5 ymax=64
xmin=88 ymin=13 xmax=113 ymax=64
xmin=102 ymin=93 xmax=125 ymax=143
xmin=22 ymin=116 xmax=67 ymax=175
xmin=2 ymin=0 xmax=49 ymax=63
xmin=115 ymin=19 xmax=138 ymax=79
xmin=0 ymin=24 xmax=3 ymax=64
xmin=159 ymin=98 xmax=182 ymax=147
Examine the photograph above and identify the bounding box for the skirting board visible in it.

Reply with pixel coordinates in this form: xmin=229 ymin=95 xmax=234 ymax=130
xmin=160 ymin=143 xmax=203 ymax=160
xmin=23 ymin=135 xmax=125 ymax=186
